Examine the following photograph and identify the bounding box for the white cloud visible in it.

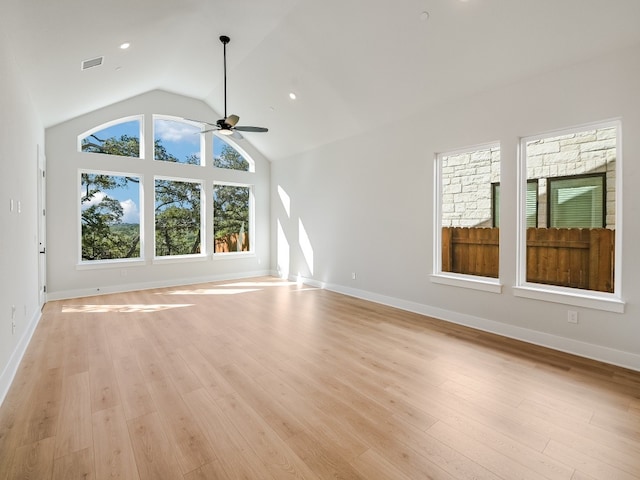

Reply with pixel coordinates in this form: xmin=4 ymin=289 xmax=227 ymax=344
xmin=156 ymin=120 xmax=199 ymax=144
xmin=121 ymin=199 xmax=140 ymax=224
xmin=81 ymin=190 xmax=106 ymax=209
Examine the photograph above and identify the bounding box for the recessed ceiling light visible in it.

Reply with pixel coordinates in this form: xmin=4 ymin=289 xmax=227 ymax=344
xmin=289 ymin=92 xmax=297 ymax=100
xmin=120 ymin=42 xmax=130 ymax=50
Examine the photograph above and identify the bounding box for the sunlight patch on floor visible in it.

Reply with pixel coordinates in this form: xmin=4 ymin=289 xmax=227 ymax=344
xmin=61 ymin=304 xmax=194 ymax=313
xmin=164 ymin=288 xmax=260 ymax=295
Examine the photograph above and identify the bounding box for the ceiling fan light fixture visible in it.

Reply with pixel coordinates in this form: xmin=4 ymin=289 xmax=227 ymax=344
xmin=219 ymin=128 xmax=234 ymax=136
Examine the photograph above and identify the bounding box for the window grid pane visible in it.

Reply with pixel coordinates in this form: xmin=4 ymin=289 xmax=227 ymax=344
xmin=81 ymin=173 xmax=141 ymax=261
xmin=154 ymin=118 xmax=202 ymax=165
xmin=439 ymin=145 xmax=500 ymax=279
xmin=155 ymin=179 xmax=202 ymax=256
xmin=523 ymin=126 xmax=616 ymax=293
xmin=80 ymin=120 xmax=141 ymax=158
xmin=213 ymin=184 xmax=251 ymax=253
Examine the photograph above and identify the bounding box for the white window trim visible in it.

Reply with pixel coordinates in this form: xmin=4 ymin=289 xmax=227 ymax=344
xmin=432 ymin=142 xmax=503 ymax=293
xmin=515 ymin=119 xmax=624 ymax=313
xmin=78 ymin=169 xmax=144 ymax=266
xmin=153 ymin=175 xmax=205 ymax=259
xmin=213 ymin=181 xmax=255 ymax=256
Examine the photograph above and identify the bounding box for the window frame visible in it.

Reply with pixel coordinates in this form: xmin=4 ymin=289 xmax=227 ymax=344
xmin=514 ymin=120 xmax=624 ymax=313
xmin=153 ymin=175 xmax=206 ymax=261
xmin=212 ymin=181 xmax=255 ymax=257
xmin=77 ymin=115 xmax=144 ymax=159
xmin=77 ymin=168 xmax=145 ymax=267
xmin=431 ymin=142 xmax=503 ymax=293
xmin=76 ymin=113 xmax=259 ymax=268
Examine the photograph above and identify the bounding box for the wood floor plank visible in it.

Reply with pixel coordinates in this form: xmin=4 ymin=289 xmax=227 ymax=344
xmin=112 ymin=355 xmax=155 ymax=421
xmin=92 ymin=405 xmax=139 ymax=480
xmin=216 ymin=392 xmax=321 ymax=480
xmin=350 ymin=448 xmax=414 ymax=480
xmin=52 ymin=447 xmax=94 ymax=480
xmin=183 ymin=388 xmax=277 ymax=480
xmin=427 ymin=420 xmax=563 ymax=480
xmin=127 ymin=412 xmax=183 ymax=480
xmin=218 ymin=362 xmax=305 ymax=440
xmin=146 ymin=376 xmax=214 ymax=474
xmin=159 ymin=350 xmax=202 ymax=395
xmin=544 ymin=439 xmax=638 ymax=480
xmin=9 ymin=436 xmax=55 ymax=480
xmin=53 ymin=372 xmax=92 ymax=459
xmin=1 ymin=277 xmax=640 ymax=480
xmin=89 ymin=364 xmax=121 ymax=414
xmin=177 ymin=344 xmax=237 ymax=400
xmin=182 ymin=460 xmax=227 ymax=480
xmin=284 ymin=429 xmax=368 ymax=480
xmin=19 ymin=367 xmax=63 ymax=447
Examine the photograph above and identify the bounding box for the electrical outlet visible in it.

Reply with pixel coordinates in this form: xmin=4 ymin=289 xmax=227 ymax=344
xmin=351 ymin=272 xmax=357 ymax=280
xmin=568 ymin=310 xmax=578 ymax=324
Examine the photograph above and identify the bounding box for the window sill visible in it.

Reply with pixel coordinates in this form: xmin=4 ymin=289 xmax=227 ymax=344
xmin=430 ymin=273 xmax=503 ymax=294
xmin=77 ymin=258 xmax=146 ymax=270
xmin=153 ymin=254 xmax=207 ymax=264
xmin=513 ymin=284 xmax=624 ymax=313
xmin=212 ymin=251 xmax=255 ymax=260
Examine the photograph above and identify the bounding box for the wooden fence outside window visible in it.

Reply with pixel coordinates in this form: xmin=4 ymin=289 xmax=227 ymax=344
xmin=441 ymin=227 xmax=614 ymax=293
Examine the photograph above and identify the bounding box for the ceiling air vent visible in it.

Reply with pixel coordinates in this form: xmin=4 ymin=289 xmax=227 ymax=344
xmin=81 ymin=56 xmax=104 ymax=71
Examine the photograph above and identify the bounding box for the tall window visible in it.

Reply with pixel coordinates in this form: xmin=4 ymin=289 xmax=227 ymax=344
xmin=155 ymin=178 xmax=202 ymax=257
xmin=79 ymin=116 xmax=142 ymax=158
xmin=213 ymin=184 xmax=251 ymax=253
xmin=519 ymin=123 xmax=618 ymax=295
xmin=80 ymin=172 xmax=141 ymax=261
xmin=436 ymin=144 xmax=500 ymax=280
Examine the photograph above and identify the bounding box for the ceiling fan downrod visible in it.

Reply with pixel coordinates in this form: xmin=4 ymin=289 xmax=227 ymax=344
xmin=220 ymin=35 xmax=230 ymax=120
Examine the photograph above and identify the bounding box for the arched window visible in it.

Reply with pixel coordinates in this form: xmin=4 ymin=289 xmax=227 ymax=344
xmin=78 ymin=116 xmax=143 ymax=158
xmin=213 ymin=135 xmax=254 ymax=172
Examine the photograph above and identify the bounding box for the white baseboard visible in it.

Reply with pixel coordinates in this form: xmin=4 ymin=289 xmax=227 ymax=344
xmin=0 ymin=308 xmax=42 ymax=407
xmin=47 ymin=270 xmax=272 ymax=301
xmin=294 ymin=276 xmax=640 ymax=373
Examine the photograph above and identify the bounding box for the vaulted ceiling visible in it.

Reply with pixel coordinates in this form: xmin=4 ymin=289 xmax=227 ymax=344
xmin=2 ymin=0 xmax=640 ymax=160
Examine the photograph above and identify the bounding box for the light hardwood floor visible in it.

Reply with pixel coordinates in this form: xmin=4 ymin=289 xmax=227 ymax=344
xmin=1 ymin=277 xmax=640 ymax=479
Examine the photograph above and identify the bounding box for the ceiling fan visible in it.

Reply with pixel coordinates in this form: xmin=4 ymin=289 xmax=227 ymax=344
xmin=190 ymin=35 xmax=268 ymax=138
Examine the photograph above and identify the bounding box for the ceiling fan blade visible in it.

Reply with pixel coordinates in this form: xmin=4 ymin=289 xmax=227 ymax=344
xmin=226 ymin=114 xmax=240 ymax=127
xmin=200 ymin=127 xmax=220 ymax=134
xmin=184 ymin=118 xmax=218 ymax=127
xmin=231 ymin=131 xmax=244 ymax=140
xmin=235 ymin=126 xmax=268 ymax=133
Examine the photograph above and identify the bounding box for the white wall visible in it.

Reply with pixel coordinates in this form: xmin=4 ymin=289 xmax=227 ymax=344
xmin=45 ymin=90 xmax=271 ymax=299
xmin=272 ymin=43 xmax=640 ymax=370
xmin=0 ymin=34 xmax=45 ymax=403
